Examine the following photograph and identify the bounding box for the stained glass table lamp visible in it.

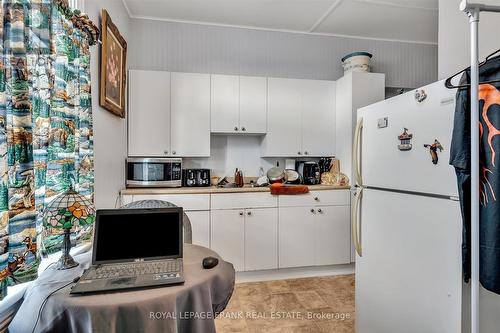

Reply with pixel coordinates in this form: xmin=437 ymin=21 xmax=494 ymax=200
xmin=43 ymin=188 xmax=95 ymax=269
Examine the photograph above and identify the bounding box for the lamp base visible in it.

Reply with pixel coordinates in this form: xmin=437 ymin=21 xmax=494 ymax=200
xmin=56 ymin=228 xmax=79 ymax=270
xmin=56 ymin=253 xmax=79 ymax=270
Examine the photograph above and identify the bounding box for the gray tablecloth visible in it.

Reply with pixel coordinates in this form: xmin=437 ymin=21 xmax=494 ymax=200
xmin=10 ymin=244 xmax=235 ymax=333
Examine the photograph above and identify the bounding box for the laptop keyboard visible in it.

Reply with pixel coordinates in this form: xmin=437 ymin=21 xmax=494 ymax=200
xmin=84 ymin=260 xmax=182 ymax=280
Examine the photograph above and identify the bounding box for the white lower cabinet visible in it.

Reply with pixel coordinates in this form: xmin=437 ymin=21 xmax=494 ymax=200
xmin=186 ymin=211 xmax=210 ymax=248
xmin=279 ymin=207 xmax=315 ymax=268
xmin=279 ymin=204 xmax=351 ymax=268
xmin=244 ymin=208 xmax=278 ymax=271
xmin=120 ymin=194 xmax=211 ymax=249
xmin=129 ymin=194 xmax=210 ymax=211
xmin=211 ymin=210 xmax=245 ymax=271
xmin=314 ymin=206 xmax=351 ymax=266
xmin=211 ymin=208 xmax=278 ymax=272
xmin=122 ymin=190 xmax=351 ymax=272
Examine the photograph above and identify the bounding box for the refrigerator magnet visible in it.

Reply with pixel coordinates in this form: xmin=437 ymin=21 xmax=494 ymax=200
xmin=415 ymin=89 xmax=427 ymax=102
xmin=398 ymin=128 xmax=413 ymax=151
xmin=424 ymin=140 xmax=443 ymax=165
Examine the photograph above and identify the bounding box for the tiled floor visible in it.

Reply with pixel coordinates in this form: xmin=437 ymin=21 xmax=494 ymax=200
xmin=215 ymin=274 xmax=355 ymax=333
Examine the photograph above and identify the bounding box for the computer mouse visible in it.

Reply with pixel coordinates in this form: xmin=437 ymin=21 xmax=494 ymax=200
xmin=202 ymin=256 xmax=219 ymax=269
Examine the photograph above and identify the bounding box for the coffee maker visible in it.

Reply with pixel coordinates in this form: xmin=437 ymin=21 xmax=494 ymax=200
xmin=296 ymin=161 xmax=321 ymax=185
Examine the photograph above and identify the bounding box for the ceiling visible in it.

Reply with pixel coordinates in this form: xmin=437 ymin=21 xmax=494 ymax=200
xmin=122 ymin=0 xmax=438 ymax=44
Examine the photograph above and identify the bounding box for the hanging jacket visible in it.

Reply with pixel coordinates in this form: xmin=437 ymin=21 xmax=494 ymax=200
xmin=450 ymin=55 xmax=500 ymax=294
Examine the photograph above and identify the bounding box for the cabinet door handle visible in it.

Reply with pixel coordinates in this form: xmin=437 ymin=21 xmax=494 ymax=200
xmin=298 ymin=151 xmax=302 ymax=155
xmin=164 ymin=151 xmax=169 ymax=155
xmin=247 ymin=211 xmax=252 ymax=216
xmin=239 ymin=211 xmax=244 ymax=216
xmin=241 ymin=127 xmax=246 ymax=131
xmin=314 ymin=197 xmax=319 ymax=201
xmin=234 ymin=127 xmax=239 ymax=131
xmin=304 ymin=151 xmax=309 ymax=155
xmin=172 ymin=151 xmax=176 ymax=155
xmin=310 ymin=209 xmax=316 ymax=213
xmin=317 ymin=208 xmax=323 ymax=213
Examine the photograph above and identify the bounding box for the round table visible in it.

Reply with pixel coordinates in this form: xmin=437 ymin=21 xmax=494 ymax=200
xmin=10 ymin=244 xmax=235 ymax=333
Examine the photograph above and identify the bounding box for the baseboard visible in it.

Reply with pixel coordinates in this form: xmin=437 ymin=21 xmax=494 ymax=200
xmin=235 ymin=264 xmax=355 ymax=283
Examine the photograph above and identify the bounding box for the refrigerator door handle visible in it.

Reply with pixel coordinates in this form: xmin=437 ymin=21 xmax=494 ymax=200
xmin=353 ymin=117 xmax=364 ymax=187
xmin=352 ymin=187 xmax=363 ymax=257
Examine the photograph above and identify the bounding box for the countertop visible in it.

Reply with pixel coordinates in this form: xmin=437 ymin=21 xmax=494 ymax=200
xmin=121 ymin=184 xmax=350 ymax=195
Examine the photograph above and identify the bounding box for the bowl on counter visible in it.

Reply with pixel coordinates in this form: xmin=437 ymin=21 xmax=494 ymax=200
xmin=211 ymin=176 xmax=220 ymax=186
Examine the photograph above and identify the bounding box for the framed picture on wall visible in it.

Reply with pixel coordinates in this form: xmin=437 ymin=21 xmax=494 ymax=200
xmin=100 ymin=9 xmax=127 ymax=118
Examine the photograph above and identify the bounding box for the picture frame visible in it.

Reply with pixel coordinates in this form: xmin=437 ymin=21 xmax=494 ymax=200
xmin=99 ymin=9 xmax=127 ymax=118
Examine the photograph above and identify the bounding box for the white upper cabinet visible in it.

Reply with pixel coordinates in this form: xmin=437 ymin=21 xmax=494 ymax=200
xmin=211 ymin=75 xmax=240 ymax=133
xmin=171 ymin=72 xmax=211 ymax=157
xmin=262 ymin=78 xmax=336 ymax=157
xmin=128 ymin=71 xmax=211 ymax=157
xmin=128 ymin=70 xmax=171 ymax=157
xmin=301 ymin=80 xmax=336 ymax=157
xmin=239 ymin=76 xmax=267 ymax=134
xmin=335 ymin=72 xmax=385 ymax=182
xmin=263 ymin=78 xmax=303 ymax=156
xmin=129 ymin=70 xmax=336 ymax=158
xmin=210 ymin=75 xmax=267 ymax=134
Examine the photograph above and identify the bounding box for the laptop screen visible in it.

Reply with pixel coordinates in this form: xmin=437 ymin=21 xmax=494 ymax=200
xmin=93 ymin=208 xmax=183 ymax=264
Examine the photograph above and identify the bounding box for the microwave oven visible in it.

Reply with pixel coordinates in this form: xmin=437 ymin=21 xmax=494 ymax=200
xmin=126 ymin=158 xmax=182 ymax=188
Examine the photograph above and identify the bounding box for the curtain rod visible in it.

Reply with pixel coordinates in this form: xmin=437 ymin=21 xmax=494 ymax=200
xmin=460 ymin=0 xmax=500 ymax=13
xmin=54 ymin=0 xmax=100 ymax=46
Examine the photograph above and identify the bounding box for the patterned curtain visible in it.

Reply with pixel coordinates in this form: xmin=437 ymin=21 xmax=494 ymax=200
xmin=0 ymin=0 xmax=98 ymax=300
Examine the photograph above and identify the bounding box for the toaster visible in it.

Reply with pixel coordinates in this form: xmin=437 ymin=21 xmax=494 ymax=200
xmin=182 ymin=169 xmax=211 ymax=187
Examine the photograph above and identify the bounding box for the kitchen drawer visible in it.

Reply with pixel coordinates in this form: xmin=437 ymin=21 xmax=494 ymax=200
xmin=129 ymin=194 xmax=210 ymax=211
xmin=211 ymin=192 xmax=277 ymax=209
xmin=278 ymin=189 xmax=350 ymax=207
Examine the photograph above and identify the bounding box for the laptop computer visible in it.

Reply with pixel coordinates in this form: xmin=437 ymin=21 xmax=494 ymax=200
xmin=71 ymin=207 xmax=185 ymax=294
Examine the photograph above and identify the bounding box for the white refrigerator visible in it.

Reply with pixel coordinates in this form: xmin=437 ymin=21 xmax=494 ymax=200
xmin=353 ymin=81 xmax=464 ymax=332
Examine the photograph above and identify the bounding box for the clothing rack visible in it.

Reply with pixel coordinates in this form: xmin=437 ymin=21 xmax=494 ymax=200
xmin=459 ymin=2 xmax=500 ymax=333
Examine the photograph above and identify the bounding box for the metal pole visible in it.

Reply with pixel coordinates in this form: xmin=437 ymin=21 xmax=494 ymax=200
xmin=470 ymin=10 xmax=480 ymax=333
xmin=459 ymin=2 xmax=500 ymax=332
xmin=463 ymin=4 xmax=480 ymax=333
